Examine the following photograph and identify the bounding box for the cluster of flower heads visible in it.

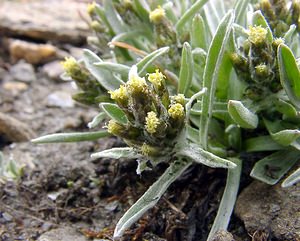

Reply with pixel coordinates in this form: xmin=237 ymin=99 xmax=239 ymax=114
xmin=230 ymin=25 xmax=285 ymax=100
xmin=107 ymin=66 xmax=186 ymax=159
xmin=258 ymin=0 xmax=300 ymax=36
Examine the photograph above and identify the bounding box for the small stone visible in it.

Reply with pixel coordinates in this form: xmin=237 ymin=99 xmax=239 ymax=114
xmin=2 ymin=212 xmax=13 ymax=222
xmin=37 ymin=227 xmax=88 ymax=241
xmin=210 ymin=230 xmax=235 ymax=241
xmin=3 ymin=82 xmax=28 ymax=96
xmin=235 ymin=180 xmax=300 ymax=241
xmin=0 ymin=0 xmax=89 ymax=44
xmin=47 ymin=91 xmax=75 ymax=108
xmin=10 ymin=61 xmax=36 ymax=83
xmin=9 ymin=39 xmax=57 ymax=65
xmin=0 ymin=112 xmax=36 ymax=142
xmin=42 ymin=61 xmax=64 ymax=81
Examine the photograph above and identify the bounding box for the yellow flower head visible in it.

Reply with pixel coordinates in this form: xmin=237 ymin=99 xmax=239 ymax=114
xmin=255 ymin=63 xmax=269 ymax=76
xmin=107 ymin=120 xmax=124 ymax=136
xmin=145 ymin=111 xmax=160 ymax=134
xmin=87 ymin=2 xmax=96 ymax=15
xmin=273 ymin=38 xmax=284 ymax=48
xmin=61 ymin=57 xmax=79 ymax=76
xmin=168 ymin=103 xmax=184 ymax=119
xmin=248 ymin=26 xmax=268 ymax=45
xmin=141 ymin=143 xmax=157 ymax=156
xmin=91 ymin=21 xmax=102 ymax=31
xmin=171 ymin=94 xmax=185 ymax=106
xmin=108 ymin=85 xmax=128 ymax=102
xmin=148 ymin=69 xmax=165 ymax=89
xmin=149 ymin=6 xmax=166 ymax=23
xmin=127 ymin=76 xmax=147 ymax=94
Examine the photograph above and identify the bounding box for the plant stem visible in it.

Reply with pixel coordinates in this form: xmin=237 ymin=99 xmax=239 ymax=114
xmin=207 ymin=158 xmax=242 ymax=240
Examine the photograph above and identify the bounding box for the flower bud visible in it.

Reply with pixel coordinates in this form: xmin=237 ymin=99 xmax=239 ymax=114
xmin=168 ymin=103 xmax=185 ymax=119
xmin=171 ymin=94 xmax=185 ymax=106
xmin=248 ymin=26 xmax=268 ymax=46
xmin=141 ymin=143 xmax=161 ymax=157
xmin=255 ymin=63 xmax=269 ymax=77
xmin=149 ymin=6 xmax=166 ymax=24
xmin=145 ymin=111 xmax=160 ymax=134
xmin=148 ymin=69 xmax=165 ymax=91
xmin=108 ymin=85 xmax=129 ymax=107
xmin=87 ymin=2 xmax=96 ymax=15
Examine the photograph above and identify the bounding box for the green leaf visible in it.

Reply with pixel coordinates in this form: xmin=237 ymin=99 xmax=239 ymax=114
xmin=88 ymin=112 xmax=107 ymax=129
xmin=234 ymin=0 xmax=250 ymax=27
xmin=250 ymin=149 xmax=300 ymax=185
xmin=252 ymin=10 xmax=273 ymax=43
xmin=176 ymin=0 xmax=209 ymax=33
xmin=228 ymin=100 xmax=258 ymax=129
xmin=178 ymin=42 xmax=193 ymax=95
xmin=191 ymin=14 xmax=208 ymax=50
xmin=113 ymin=159 xmax=192 ymax=238
xmin=199 ymin=10 xmax=235 ymax=149
xmin=264 ymin=119 xmax=300 ymax=146
xmin=275 ymin=99 xmax=298 ymax=118
xmin=83 ymin=49 xmax=124 ymax=90
xmin=178 ymin=143 xmax=236 ymax=169
xmin=101 ymin=103 xmax=128 ymax=125
xmin=31 ymin=131 xmax=110 ymax=144
xmin=283 ymin=25 xmax=297 ymax=44
xmin=277 ymin=44 xmax=300 ymax=108
xmin=133 ymin=0 xmax=150 ymax=22
xmin=282 ymin=167 xmax=300 ymax=187
xmin=94 ymin=62 xmax=130 ymax=77
xmin=136 ymin=47 xmax=169 ymax=76
xmin=245 ymin=136 xmax=283 ymax=152
xmin=187 ymin=125 xmax=200 ymax=144
xmin=91 ymin=147 xmax=141 ymax=160
xmin=208 ymin=158 xmax=242 ymax=239
xmin=103 ymin=0 xmax=127 ymax=34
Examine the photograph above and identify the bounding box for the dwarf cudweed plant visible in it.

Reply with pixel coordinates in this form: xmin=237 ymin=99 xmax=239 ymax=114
xmin=32 ymin=0 xmax=300 ymax=240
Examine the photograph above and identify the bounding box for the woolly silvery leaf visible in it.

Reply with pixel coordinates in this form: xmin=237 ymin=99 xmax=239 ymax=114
xmin=32 ymin=131 xmax=110 ymax=144
xmin=136 ymin=47 xmax=169 ymax=76
xmin=228 ymin=100 xmax=258 ymax=129
xmin=178 ymin=143 xmax=236 ymax=169
xmin=278 ymin=44 xmax=300 ymax=109
xmin=178 ymin=42 xmax=193 ymax=95
xmin=94 ymin=62 xmax=130 ymax=77
xmin=250 ymin=149 xmax=300 ymax=185
xmin=91 ymin=147 xmax=141 ymax=160
xmin=83 ymin=49 xmax=124 ymax=91
xmin=101 ymin=103 xmax=128 ymax=125
xmin=114 ymin=159 xmax=192 ymax=238
xmin=200 ymin=10 xmax=235 ymax=149
xmin=282 ymin=167 xmax=300 ymax=187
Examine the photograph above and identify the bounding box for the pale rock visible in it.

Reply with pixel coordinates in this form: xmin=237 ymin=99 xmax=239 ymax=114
xmin=10 ymin=61 xmax=36 ymax=83
xmin=42 ymin=61 xmax=64 ymax=81
xmin=3 ymin=82 xmax=29 ymax=96
xmin=47 ymin=91 xmax=75 ymax=108
xmin=37 ymin=226 xmax=88 ymax=241
xmin=0 ymin=112 xmax=36 ymax=142
xmin=0 ymin=0 xmax=89 ymax=44
xmin=9 ymin=39 xmax=57 ymax=64
xmin=235 ymin=180 xmax=300 ymax=241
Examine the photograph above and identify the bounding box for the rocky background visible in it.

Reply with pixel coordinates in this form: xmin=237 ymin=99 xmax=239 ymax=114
xmin=0 ymin=1 xmax=299 ymax=241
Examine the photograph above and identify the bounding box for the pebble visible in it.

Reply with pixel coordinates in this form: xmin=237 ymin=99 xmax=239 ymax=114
xmin=0 ymin=112 xmax=36 ymax=142
xmin=37 ymin=227 xmax=89 ymax=241
xmin=42 ymin=61 xmax=64 ymax=81
xmin=3 ymin=82 xmax=28 ymax=96
xmin=47 ymin=91 xmax=75 ymax=108
xmin=10 ymin=61 xmax=36 ymax=83
xmin=9 ymin=39 xmax=57 ymax=65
